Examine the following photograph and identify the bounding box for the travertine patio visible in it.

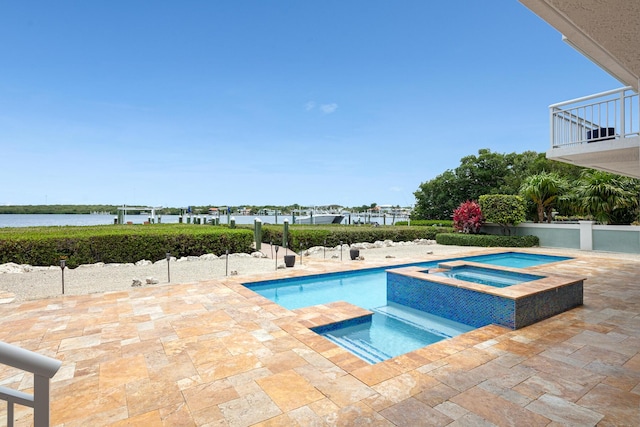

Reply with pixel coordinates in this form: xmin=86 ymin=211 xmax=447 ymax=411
xmin=1 ymin=247 xmax=639 ymax=426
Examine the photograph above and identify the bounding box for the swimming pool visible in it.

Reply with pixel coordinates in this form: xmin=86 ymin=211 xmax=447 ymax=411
xmin=428 ymin=265 xmax=544 ymax=288
xmin=246 ymin=251 xmax=569 ymax=310
xmin=243 ymin=251 xmax=576 ymax=363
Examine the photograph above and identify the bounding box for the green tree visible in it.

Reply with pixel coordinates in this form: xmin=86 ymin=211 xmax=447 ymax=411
xmin=519 ymin=172 xmax=569 ymax=223
xmin=413 ymin=149 xmax=588 ymax=221
xmin=479 ymin=194 xmax=526 ymax=235
xmin=413 ymin=170 xmax=460 ymax=220
xmin=454 ymin=149 xmax=510 ymax=198
xmin=572 ymin=170 xmax=639 ymax=224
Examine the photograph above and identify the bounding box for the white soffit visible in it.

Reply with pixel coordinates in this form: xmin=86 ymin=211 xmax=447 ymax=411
xmin=519 ymin=0 xmax=640 ymax=91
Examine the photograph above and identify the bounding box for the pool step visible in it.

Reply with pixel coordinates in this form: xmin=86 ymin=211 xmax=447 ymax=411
xmin=374 ymin=302 xmax=475 ymax=337
xmin=324 ymin=334 xmax=391 ymax=365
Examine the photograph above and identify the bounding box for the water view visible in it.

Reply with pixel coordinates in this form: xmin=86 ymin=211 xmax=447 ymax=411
xmin=0 ymin=213 xmax=405 ymax=228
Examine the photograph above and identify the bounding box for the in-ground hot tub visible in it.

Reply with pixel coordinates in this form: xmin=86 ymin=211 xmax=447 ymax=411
xmin=387 ymin=261 xmax=584 ymax=330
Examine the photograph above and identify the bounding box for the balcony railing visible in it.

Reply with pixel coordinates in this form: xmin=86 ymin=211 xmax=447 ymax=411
xmin=0 ymin=341 xmax=61 ymax=427
xmin=550 ymin=87 xmax=639 ymax=148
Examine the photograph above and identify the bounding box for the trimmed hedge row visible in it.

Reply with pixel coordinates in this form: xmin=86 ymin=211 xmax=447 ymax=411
xmin=394 ymin=219 xmax=454 ymax=227
xmin=0 ymin=225 xmax=254 ymax=267
xmin=261 ymin=225 xmax=454 ymax=250
xmin=435 ymin=233 xmax=539 ymax=247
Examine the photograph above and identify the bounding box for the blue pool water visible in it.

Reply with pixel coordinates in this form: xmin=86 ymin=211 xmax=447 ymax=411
xmin=429 ymin=265 xmax=544 ymax=288
xmin=248 ymin=269 xmax=388 ymax=310
xmin=461 ymin=252 xmax=570 ymax=268
xmin=243 ymin=251 xmax=570 ymax=363
xmin=312 ymin=303 xmax=475 ymax=364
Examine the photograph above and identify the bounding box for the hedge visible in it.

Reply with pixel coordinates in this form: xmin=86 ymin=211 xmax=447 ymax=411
xmin=0 ymin=224 xmax=254 ymax=267
xmin=0 ymin=223 xmax=460 ymax=267
xmin=260 ymin=225 xmax=454 ymax=250
xmin=435 ymin=233 xmax=539 ymax=247
xmin=394 ymin=219 xmax=454 ymax=227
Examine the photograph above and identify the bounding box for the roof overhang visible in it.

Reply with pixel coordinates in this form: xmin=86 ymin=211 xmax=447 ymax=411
xmin=519 ymin=0 xmax=640 ymax=91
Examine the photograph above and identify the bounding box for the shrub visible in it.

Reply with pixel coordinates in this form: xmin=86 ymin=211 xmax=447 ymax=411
xmin=436 ymin=233 xmax=539 ymax=247
xmin=479 ymin=194 xmax=526 ymax=235
xmin=452 ymin=201 xmax=484 ymax=234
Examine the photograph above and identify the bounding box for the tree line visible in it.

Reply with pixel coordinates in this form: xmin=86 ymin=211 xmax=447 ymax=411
xmin=413 ymin=149 xmax=640 ymax=225
xmin=0 ymin=203 xmax=392 ymax=216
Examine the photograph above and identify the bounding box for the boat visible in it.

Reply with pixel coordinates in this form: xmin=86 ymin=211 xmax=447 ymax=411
xmin=294 ymin=213 xmax=344 ymax=225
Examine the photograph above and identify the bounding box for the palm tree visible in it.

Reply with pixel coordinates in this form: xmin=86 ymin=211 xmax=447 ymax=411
xmin=573 ymin=170 xmax=638 ymax=224
xmin=519 ymin=172 xmax=568 ymax=223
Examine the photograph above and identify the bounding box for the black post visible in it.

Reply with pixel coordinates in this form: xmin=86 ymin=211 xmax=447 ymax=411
xmin=166 ymin=252 xmax=171 ymax=282
xmin=60 ymin=259 xmax=66 ymax=294
xmin=274 ymin=245 xmax=279 ymax=271
xmin=225 ymin=249 xmax=229 ymax=276
xmin=323 ymin=239 xmax=326 ymax=259
xmin=299 ymin=243 xmax=303 ymax=265
xmin=340 ymin=240 xmax=343 ymax=261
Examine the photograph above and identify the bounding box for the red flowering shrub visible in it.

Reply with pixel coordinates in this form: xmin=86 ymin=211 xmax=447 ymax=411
xmin=453 ymin=200 xmax=484 ymax=234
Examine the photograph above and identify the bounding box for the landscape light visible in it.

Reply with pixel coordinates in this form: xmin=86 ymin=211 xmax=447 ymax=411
xmin=166 ymin=253 xmax=171 ymax=282
xmin=60 ymin=259 xmax=66 ymax=294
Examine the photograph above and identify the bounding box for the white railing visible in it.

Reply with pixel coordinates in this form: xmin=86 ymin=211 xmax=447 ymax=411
xmin=0 ymin=341 xmax=61 ymax=427
xmin=550 ymin=87 xmax=639 ymax=148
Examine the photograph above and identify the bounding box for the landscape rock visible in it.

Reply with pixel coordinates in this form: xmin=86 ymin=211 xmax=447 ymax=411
xmin=131 ymin=278 xmax=142 ymax=287
xmin=0 ymin=263 xmax=30 ymax=274
xmin=146 ymin=277 xmax=159 ymax=285
xmin=230 ymin=270 xmax=238 ymax=276
xmin=77 ymin=262 xmax=105 ymax=269
xmin=135 ymin=260 xmax=152 ymax=266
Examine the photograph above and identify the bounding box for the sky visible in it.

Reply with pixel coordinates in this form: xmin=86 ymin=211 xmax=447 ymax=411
xmin=0 ymin=1 xmax=621 ymax=209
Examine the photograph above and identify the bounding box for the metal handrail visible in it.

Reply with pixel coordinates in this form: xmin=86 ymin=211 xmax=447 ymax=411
xmin=0 ymin=341 xmax=61 ymax=427
xmin=549 ymin=86 xmax=632 ymax=109
xmin=550 ymin=87 xmax=639 ymax=148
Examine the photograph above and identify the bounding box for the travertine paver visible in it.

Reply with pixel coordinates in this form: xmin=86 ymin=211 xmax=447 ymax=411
xmin=0 ymin=247 xmax=639 ymax=426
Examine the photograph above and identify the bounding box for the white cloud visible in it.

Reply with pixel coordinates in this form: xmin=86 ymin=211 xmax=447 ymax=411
xmin=304 ymin=101 xmax=315 ymax=111
xmin=320 ymin=103 xmax=338 ymax=114
xmin=390 ymin=186 xmax=403 ymax=192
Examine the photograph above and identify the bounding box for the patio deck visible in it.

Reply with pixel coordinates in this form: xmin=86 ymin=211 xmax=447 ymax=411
xmin=1 ymin=248 xmax=639 ymax=426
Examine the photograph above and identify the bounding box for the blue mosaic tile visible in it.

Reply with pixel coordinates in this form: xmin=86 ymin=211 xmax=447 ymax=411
xmin=514 ymin=282 xmax=583 ymax=328
xmin=387 ymin=272 xmax=583 ymax=330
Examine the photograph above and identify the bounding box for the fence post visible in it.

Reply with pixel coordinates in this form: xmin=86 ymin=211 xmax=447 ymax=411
xmin=254 ymin=218 xmax=262 ymax=251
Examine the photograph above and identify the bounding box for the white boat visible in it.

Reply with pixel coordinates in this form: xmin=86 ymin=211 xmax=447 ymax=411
xmin=294 ymin=213 xmax=344 ymax=225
